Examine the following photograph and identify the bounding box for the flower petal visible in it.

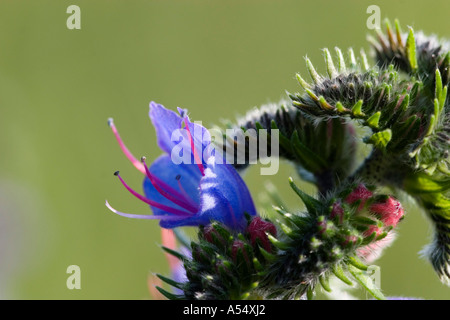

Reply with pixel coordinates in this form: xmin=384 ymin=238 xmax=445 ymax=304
xmin=143 ymin=155 xmax=202 ymax=218
xmin=182 ymin=110 xmax=213 ymax=163
xmin=149 ymin=101 xmax=185 ymax=155
xmin=149 ymin=102 xmax=214 ymax=166
xmin=157 ymin=159 xmax=257 ymax=229
xmin=197 ymin=158 xmax=257 ymax=230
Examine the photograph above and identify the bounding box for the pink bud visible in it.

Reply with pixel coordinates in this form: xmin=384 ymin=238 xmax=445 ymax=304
xmin=203 ymin=224 xmax=225 ymax=245
xmin=231 ymin=240 xmax=250 ymax=265
xmin=369 ymin=197 xmax=404 ymax=227
xmin=343 ymin=235 xmax=359 ymax=246
xmin=318 ymin=219 xmax=328 ymax=234
xmin=330 ymin=201 xmax=344 ymax=224
xmin=345 ymin=184 xmax=373 ymax=211
xmin=246 ymin=217 xmax=277 ymax=252
xmin=363 ymin=224 xmax=383 ymax=238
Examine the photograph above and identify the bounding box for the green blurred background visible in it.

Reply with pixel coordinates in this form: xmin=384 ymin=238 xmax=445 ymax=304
xmin=0 ymin=0 xmax=449 ymax=299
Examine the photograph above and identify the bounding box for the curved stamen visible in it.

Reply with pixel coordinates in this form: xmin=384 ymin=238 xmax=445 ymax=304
xmin=106 ymin=200 xmax=186 ymax=221
xmin=141 ymin=157 xmax=198 ymax=213
xmin=176 ymin=175 xmax=196 ymax=206
xmin=108 ymin=118 xmax=146 ymax=174
xmin=184 ymin=118 xmax=205 ymax=176
xmin=114 ymin=171 xmax=192 ymax=216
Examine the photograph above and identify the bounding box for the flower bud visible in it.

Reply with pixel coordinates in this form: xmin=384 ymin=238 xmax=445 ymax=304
xmin=231 ymin=240 xmax=251 ymax=265
xmin=330 ymin=201 xmax=344 ymax=224
xmin=369 ymin=196 xmax=405 ymax=227
xmin=202 ymin=223 xmax=229 ymax=248
xmin=363 ymin=224 xmax=383 ymax=238
xmin=246 ymin=216 xmax=277 ymax=252
xmin=343 ymin=234 xmax=359 ymax=246
xmin=345 ymin=184 xmax=373 ymax=211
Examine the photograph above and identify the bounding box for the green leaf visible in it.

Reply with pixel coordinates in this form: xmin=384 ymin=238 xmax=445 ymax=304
xmin=347 ymin=256 xmax=368 ymax=271
xmin=155 ymin=286 xmax=185 ymax=300
xmin=161 ymin=246 xmax=188 ymax=261
xmin=255 ymin=121 xmax=264 ymax=131
xmin=435 ymin=68 xmax=443 ymax=101
xmin=239 ymin=292 xmax=251 ymax=300
xmin=253 ymin=257 xmax=263 ymax=272
xmin=348 ymin=265 xmax=386 ymax=300
xmin=156 ymin=274 xmax=184 ymax=290
xmin=278 ymin=221 xmax=295 ymax=238
xmin=305 ymin=88 xmax=319 ymax=102
xmin=335 ymin=47 xmax=346 ymax=73
xmin=289 ymin=177 xmax=322 ymax=215
xmin=351 ymin=100 xmax=365 ymax=117
xmin=318 ymin=96 xmax=335 ymax=111
xmin=404 ymin=172 xmax=450 ymax=194
xmin=366 ymin=129 xmax=392 ymax=150
xmin=267 ymin=233 xmax=290 ymax=250
xmin=306 ymin=286 xmax=315 ymax=300
xmin=394 ymin=19 xmax=403 ymax=47
xmin=324 ymin=48 xmax=338 ymax=78
xmin=352 ymin=216 xmax=378 ymax=225
xmin=306 ymin=58 xmax=322 ymax=84
xmin=348 ymin=48 xmax=357 ymax=69
xmin=332 ymin=264 xmax=353 ymax=286
xmin=366 ymin=111 xmax=381 ymax=129
xmin=319 ymin=274 xmax=332 ymax=292
xmin=439 ymin=86 xmax=448 ymax=111
xmin=360 ymin=49 xmax=370 ymax=71
xmin=406 ymin=28 xmax=418 ymax=71
xmin=336 ymin=101 xmax=349 ymax=113
xmin=399 ymin=93 xmax=410 ymax=112
xmin=296 ymin=73 xmax=311 ymax=90
xmin=259 ymin=246 xmax=277 ymax=262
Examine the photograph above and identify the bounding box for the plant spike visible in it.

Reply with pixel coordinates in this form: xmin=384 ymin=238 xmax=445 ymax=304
xmin=148 ymin=19 xmax=450 ymax=301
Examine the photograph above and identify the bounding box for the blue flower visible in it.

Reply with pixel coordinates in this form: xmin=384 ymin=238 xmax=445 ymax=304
xmin=106 ymin=102 xmax=257 ymax=231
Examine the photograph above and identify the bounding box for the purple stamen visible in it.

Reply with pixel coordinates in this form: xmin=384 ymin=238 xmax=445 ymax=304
xmin=114 ymin=171 xmax=192 ymax=216
xmin=176 ymin=175 xmax=196 ymax=205
xmin=108 ymin=118 xmax=146 ymax=174
xmin=184 ymin=118 xmax=205 ymax=176
xmin=141 ymin=157 xmax=198 ymax=213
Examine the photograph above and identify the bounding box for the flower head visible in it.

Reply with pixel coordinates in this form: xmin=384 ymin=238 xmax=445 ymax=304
xmin=107 ymin=102 xmax=257 ymax=231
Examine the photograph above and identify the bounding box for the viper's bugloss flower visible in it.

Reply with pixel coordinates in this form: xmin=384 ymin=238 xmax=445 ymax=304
xmin=106 ymin=102 xmax=257 ymax=231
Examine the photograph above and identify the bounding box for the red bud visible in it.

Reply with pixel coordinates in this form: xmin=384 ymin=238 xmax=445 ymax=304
xmin=246 ymin=217 xmax=277 ymax=252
